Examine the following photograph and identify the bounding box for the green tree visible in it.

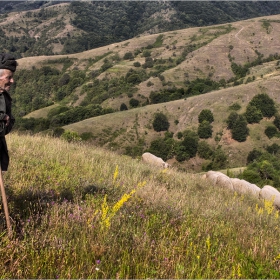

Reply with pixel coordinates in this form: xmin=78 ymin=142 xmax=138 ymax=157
xmin=266 ymin=143 xmax=280 ymax=155
xmin=244 ymin=104 xmax=263 ymax=124
xmin=198 ymin=109 xmax=214 ymax=123
xmin=247 ymin=149 xmax=263 ymax=164
xmin=175 ymin=144 xmax=190 ymax=162
xmin=226 ymin=111 xmax=239 ymax=129
xmin=241 ymin=169 xmax=262 ymax=185
xmin=211 ymin=146 xmax=227 ymax=170
xmin=197 ymin=141 xmax=213 ymax=159
xmin=181 ymin=132 xmax=199 ymax=158
xmin=152 ymin=112 xmax=170 ymax=132
xmin=273 ymin=112 xmax=280 ymax=130
xmin=249 ymin=93 xmax=276 ymax=118
xmin=148 ymin=137 xmax=174 ymax=161
xmin=197 ymin=120 xmax=213 ymax=139
xmin=174 ymin=130 xmax=199 ymax=161
xmin=126 ymin=74 xmax=141 ymax=84
xmin=231 ymin=115 xmax=249 ymax=142
xmin=58 ymin=73 xmax=70 ymax=86
xmin=259 ymin=160 xmax=275 ymax=180
xmin=142 ymin=57 xmax=154 ymax=68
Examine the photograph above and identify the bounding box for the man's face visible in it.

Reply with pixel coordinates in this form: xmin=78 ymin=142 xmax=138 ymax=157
xmin=0 ymin=69 xmax=14 ymax=92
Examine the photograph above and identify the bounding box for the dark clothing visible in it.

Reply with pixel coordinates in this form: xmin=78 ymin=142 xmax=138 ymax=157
xmin=0 ymin=90 xmax=15 ymax=171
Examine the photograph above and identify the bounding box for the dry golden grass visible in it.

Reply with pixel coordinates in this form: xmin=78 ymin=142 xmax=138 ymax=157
xmin=24 ymin=103 xmax=59 ymax=119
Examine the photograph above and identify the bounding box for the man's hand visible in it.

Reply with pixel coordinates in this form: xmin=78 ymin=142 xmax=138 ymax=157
xmin=3 ymin=115 xmax=9 ymax=126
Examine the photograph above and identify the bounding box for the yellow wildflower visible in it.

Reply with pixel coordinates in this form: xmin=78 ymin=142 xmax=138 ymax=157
xmin=112 ymin=189 xmax=136 ymax=214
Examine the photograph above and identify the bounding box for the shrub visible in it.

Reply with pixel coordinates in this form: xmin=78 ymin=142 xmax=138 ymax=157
xmin=229 ymin=102 xmax=241 ymax=111
xmin=133 ymin=61 xmax=141 ymax=67
xmin=61 ymin=130 xmax=82 ymax=142
xmin=142 ymin=57 xmax=154 ymax=68
xmin=127 ymin=74 xmax=141 ymax=84
xmin=152 ymin=112 xmax=170 ymax=132
xmin=80 ymin=132 xmax=93 ymax=141
xmin=142 ymin=50 xmax=151 ymax=57
xmin=265 ymin=125 xmax=278 ymax=139
xmin=53 ymin=127 xmax=65 ymax=137
xmin=120 ymin=103 xmax=128 ymax=111
xmin=129 ymin=98 xmax=139 ymax=108
xmin=123 ymin=52 xmax=134 ymax=60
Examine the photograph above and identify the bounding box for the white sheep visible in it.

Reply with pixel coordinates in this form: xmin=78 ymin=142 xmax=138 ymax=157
xmin=216 ymin=174 xmax=234 ymax=191
xmin=205 ymin=171 xmax=222 ymax=185
xmin=141 ymin=152 xmax=169 ymax=168
xmin=206 ymin=171 xmax=233 ymax=190
xmin=203 ymin=172 xmax=280 ymax=210
xmin=231 ymin=178 xmax=260 ymax=198
xmin=259 ymin=185 xmax=280 ymax=209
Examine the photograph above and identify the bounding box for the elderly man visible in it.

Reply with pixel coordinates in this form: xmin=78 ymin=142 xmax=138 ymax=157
xmin=0 ymin=53 xmax=17 ymax=171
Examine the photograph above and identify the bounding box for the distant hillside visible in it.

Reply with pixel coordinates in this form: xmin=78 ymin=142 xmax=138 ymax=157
xmin=2 ymin=1 xmax=280 ymax=57
xmin=9 ymin=13 xmax=280 ymax=172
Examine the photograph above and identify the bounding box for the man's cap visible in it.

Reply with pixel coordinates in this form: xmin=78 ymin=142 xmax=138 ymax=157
xmin=0 ymin=53 xmax=17 ymax=72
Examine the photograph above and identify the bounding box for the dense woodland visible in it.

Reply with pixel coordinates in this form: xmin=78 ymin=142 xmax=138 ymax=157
xmin=2 ymin=1 xmax=280 ymax=56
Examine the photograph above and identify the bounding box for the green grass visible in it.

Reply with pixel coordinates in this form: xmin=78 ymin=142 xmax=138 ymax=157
xmin=0 ymin=133 xmax=280 ymax=278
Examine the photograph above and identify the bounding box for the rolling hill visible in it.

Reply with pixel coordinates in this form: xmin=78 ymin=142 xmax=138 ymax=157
xmin=2 ymin=1 xmax=280 ymax=57
xmin=13 ymin=13 xmax=280 ymax=171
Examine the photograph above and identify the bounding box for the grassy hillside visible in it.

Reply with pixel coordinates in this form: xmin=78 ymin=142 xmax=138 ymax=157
xmin=0 ymin=132 xmax=280 ymax=278
xmin=63 ymin=76 xmax=280 ymax=169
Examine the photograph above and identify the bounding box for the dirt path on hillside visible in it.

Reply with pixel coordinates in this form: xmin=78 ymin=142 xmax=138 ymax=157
xmin=235 ymin=26 xmax=244 ymax=40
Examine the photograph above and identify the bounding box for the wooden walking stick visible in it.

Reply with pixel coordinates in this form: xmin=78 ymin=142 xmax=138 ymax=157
xmin=0 ymin=166 xmax=12 ymax=238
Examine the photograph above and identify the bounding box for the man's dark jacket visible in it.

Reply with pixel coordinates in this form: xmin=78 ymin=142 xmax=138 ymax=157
xmin=0 ymin=91 xmax=15 ymax=171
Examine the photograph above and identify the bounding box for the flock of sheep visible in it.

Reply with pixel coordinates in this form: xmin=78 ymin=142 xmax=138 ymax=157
xmin=202 ymin=170 xmax=280 ymax=209
xmin=142 ymin=152 xmax=280 ymax=210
